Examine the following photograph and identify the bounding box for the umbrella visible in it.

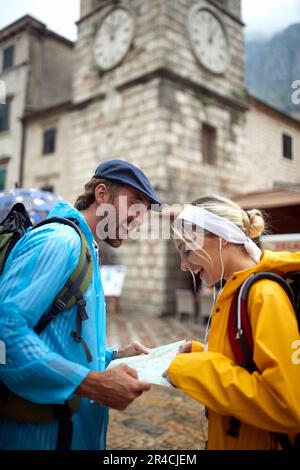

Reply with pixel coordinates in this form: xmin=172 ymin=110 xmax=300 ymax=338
xmin=0 ymin=188 xmax=64 ymax=224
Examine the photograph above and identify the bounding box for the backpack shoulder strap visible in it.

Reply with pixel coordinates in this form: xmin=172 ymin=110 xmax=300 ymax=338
xmin=228 ymin=285 xmax=255 ymax=372
xmin=228 ymin=271 xmax=295 ymax=371
xmin=32 ymin=217 xmax=94 ymax=362
xmin=284 ymin=271 xmax=300 ymax=332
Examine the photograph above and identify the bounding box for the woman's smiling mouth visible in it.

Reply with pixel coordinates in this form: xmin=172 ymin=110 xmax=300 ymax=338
xmin=199 ymin=267 xmax=205 ymax=278
xmin=191 ymin=266 xmax=204 ymax=277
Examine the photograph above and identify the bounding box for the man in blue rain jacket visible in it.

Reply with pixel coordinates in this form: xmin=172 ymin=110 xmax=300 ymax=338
xmin=0 ymin=160 xmax=162 ymax=450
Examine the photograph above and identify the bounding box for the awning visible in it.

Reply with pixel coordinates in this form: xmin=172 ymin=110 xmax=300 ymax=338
xmin=232 ymin=189 xmax=300 ymax=209
xmin=233 ymin=188 xmax=300 ymax=234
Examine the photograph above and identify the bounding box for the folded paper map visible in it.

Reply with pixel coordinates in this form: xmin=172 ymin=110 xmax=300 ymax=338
xmin=107 ymin=340 xmax=185 ymax=387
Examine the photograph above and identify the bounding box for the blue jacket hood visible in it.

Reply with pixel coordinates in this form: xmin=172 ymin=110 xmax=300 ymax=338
xmin=47 ymin=201 xmax=95 ymax=246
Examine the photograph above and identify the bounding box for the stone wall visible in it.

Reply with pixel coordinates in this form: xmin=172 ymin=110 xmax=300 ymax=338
xmin=70 ymin=77 xmax=174 ymax=314
xmin=69 ymin=0 xmax=248 ymax=315
xmin=155 ymin=0 xmax=245 ymax=100
xmin=156 ymin=79 xmax=247 ymax=203
xmin=0 ymin=18 xmax=73 ymax=191
xmin=73 ymin=0 xmax=164 ymax=104
xmin=244 ymin=98 xmax=300 ymax=192
xmin=28 ymin=35 xmax=73 ymax=110
xmin=24 ymin=107 xmax=72 ymax=198
xmin=74 ymin=0 xmax=245 ymax=103
xmin=0 ymin=31 xmax=30 ymax=189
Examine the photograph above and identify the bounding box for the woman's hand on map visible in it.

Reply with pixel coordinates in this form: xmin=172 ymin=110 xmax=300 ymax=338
xmin=178 ymin=340 xmax=192 ymax=354
xmin=162 ymin=368 xmax=176 ymax=387
xmin=117 ymin=341 xmax=151 ymax=359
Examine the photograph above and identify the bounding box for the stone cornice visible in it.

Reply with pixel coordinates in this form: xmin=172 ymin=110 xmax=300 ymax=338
xmin=116 ymin=67 xmax=248 ymax=112
xmin=206 ymin=0 xmax=245 ymax=26
xmin=76 ymin=1 xmax=115 ymax=25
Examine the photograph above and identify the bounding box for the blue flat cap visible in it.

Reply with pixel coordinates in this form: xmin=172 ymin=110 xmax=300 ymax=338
xmin=94 ymin=159 xmax=162 ymax=211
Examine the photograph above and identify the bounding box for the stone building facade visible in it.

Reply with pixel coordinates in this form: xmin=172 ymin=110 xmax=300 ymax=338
xmin=23 ymin=102 xmax=72 ymax=197
xmin=245 ymin=95 xmax=300 ymax=192
xmin=1 ymin=1 xmax=300 ymax=315
xmin=67 ymin=0 xmax=249 ymax=314
xmin=0 ymin=15 xmax=73 ymax=191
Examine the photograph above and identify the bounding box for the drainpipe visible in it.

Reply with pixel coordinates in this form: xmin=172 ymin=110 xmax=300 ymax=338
xmin=19 ymin=117 xmax=27 ymax=187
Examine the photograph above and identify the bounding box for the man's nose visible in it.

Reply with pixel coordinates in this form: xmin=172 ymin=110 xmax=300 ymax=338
xmin=135 ymin=213 xmax=143 ymax=226
xmin=133 ymin=211 xmax=146 ymax=227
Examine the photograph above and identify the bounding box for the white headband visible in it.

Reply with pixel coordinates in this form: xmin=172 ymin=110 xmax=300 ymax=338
xmin=177 ymin=204 xmax=262 ymax=263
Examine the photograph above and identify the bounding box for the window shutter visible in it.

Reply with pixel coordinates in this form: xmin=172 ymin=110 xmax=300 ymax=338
xmin=3 ymin=45 xmax=15 ymax=71
xmin=43 ymin=128 xmax=56 ymax=155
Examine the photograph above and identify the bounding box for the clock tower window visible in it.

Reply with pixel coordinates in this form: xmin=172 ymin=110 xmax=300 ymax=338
xmin=202 ymin=123 xmax=216 ymax=165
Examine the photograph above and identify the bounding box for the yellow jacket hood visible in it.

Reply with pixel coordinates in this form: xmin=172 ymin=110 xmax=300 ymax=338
xmin=258 ymin=249 xmax=300 ymax=275
xmin=217 ymin=249 xmax=300 ymax=303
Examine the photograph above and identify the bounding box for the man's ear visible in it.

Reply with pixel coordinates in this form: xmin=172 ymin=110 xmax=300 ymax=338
xmin=95 ymin=183 xmax=109 ymax=204
xmin=222 ymin=239 xmax=229 ymax=248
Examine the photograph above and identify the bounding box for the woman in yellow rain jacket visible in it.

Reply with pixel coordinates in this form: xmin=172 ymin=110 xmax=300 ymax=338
xmin=167 ymin=194 xmax=300 ymax=450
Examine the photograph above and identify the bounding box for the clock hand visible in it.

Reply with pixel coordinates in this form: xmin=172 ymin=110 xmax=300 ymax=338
xmin=106 ymin=23 xmax=115 ymax=37
xmin=208 ymin=24 xmax=220 ymax=45
xmin=107 ymin=19 xmax=119 ymax=40
xmin=112 ymin=16 xmax=127 ymax=35
xmin=207 ymin=16 xmax=214 ymax=43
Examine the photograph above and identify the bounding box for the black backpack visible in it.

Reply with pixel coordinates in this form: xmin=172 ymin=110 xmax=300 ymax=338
xmin=0 ymin=202 xmax=94 ymax=450
xmin=227 ymin=270 xmax=300 ymax=449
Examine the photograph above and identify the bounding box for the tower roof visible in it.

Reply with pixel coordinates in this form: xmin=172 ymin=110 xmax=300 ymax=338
xmin=0 ymin=15 xmax=73 ymax=47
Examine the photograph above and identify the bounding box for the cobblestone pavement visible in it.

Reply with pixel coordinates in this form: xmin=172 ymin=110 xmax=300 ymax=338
xmin=106 ymin=313 xmax=207 ymax=450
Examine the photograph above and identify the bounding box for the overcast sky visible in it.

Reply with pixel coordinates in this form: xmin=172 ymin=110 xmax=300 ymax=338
xmin=242 ymin=0 xmax=300 ymax=39
xmin=0 ymin=0 xmax=299 ymax=41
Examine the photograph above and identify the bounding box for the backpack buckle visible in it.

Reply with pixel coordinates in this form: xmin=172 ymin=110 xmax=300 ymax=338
xmin=77 ymin=298 xmax=88 ymax=321
xmin=235 ymin=328 xmax=243 ymax=339
xmin=54 ymin=299 xmax=66 ymax=311
xmin=71 ymin=331 xmax=82 ymax=343
xmin=77 ymin=298 xmax=86 ymax=309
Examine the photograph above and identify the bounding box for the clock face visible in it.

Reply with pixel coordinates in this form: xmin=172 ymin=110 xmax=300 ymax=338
xmin=94 ymin=7 xmax=134 ymax=71
xmin=188 ymin=6 xmax=230 ymax=74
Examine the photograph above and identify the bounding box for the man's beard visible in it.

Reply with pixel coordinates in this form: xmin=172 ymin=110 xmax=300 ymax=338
xmin=98 ymin=215 xmax=125 ymax=248
xmin=103 ymin=236 xmax=123 ymax=248
xmin=96 ymin=199 xmax=134 ymax=248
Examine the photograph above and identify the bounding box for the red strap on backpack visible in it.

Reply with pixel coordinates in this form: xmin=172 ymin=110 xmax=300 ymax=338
xmin=228 ymin=286 xmax=256 ymax=372
xmin=228 ymin=272 xmax=295 ymax=371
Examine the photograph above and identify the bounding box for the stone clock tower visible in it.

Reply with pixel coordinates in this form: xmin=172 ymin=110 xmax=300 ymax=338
xmin=71 ymin=0 xmax=247 ymax=315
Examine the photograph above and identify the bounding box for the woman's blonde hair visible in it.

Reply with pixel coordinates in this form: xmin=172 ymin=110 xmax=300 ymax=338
xmin=192 ymin=194 xmax=266 ymax=239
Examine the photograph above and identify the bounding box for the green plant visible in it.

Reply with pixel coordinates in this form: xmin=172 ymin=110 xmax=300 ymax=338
xmin=193 ymin=89 xmax=210 ymax=107
xmin=96 ymin=65 xmax=105 ymax=79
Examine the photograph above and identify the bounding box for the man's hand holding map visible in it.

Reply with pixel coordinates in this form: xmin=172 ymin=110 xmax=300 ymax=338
xmin=107 ymin=340 xmax=186 ymax=387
